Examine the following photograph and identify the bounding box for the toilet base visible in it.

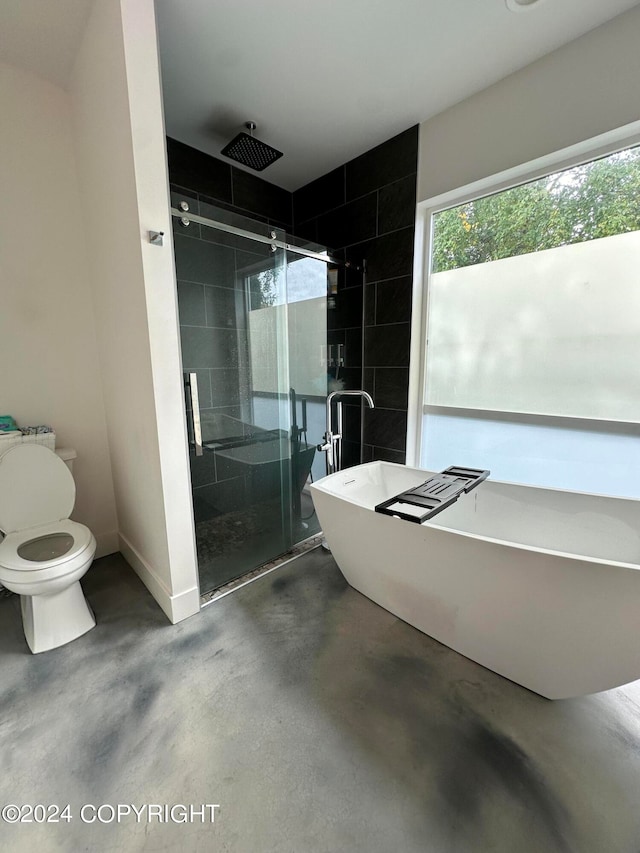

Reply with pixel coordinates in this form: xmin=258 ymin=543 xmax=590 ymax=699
xmin=20 ymin=581 xmax=96 ymax=653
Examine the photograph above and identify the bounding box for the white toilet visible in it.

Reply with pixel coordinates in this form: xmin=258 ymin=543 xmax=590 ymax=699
xmin=0 ymin=444 xmax=96 ymax=653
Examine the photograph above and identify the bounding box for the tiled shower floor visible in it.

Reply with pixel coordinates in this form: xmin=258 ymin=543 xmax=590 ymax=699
xmin=196 ymin=492 xmax=319 ymax=594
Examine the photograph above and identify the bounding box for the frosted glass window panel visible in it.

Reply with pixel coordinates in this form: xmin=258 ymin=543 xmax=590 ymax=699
xmin=422 ymin=412 xmax=640 ymax=499
xmin=248 ymin=299 xmax=327 ymax=397
xmin=248 ymin=304 xmax=285 ymax=395
xmin=287 ymin=297 xmax=328 ymax=397
xmin=425 ymin=231 xmax=640 ymax=422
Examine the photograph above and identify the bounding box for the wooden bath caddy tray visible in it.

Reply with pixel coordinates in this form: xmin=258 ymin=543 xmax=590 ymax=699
xmin=375 ymin=466 xmax=490 ymax=523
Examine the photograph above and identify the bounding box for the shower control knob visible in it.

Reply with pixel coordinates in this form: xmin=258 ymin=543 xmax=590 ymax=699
xmin=180 ymin=217 xmax=190 ymax=227
xmin=179 ymin=201 xmax=190 ymax=211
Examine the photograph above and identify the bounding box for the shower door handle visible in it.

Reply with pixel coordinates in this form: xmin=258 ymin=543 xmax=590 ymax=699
xmin=187 ymin=372 xmax=203 ymax=457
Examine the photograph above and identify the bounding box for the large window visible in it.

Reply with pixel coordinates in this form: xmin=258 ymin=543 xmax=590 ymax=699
xmin=432 ymin=146 xmax=640 ymax=273
xmin=419 ymin=142 xmax=640 ymax=498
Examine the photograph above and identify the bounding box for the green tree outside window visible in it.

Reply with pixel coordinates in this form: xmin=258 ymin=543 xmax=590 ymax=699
xmin=432 ymin=147 xmax=640 ymax=273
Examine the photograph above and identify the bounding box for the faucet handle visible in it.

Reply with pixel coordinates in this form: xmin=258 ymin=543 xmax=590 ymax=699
xmin=317 ymin=430 xmax=334 ymax=453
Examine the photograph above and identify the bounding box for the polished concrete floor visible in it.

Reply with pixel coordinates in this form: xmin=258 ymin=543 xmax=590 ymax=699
xmin=1 ymin=549 xmax=640 ymax=852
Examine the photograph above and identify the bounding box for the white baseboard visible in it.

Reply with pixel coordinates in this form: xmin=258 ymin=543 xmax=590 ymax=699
xmin=118 ymin=533 xmax=200 ymax=624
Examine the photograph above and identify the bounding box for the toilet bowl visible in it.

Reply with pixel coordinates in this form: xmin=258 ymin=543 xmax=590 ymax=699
xmin=0 ymin=444 xmax=96 ymax=653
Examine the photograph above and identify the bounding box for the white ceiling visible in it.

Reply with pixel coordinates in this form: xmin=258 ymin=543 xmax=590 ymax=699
xmin=156 ymin=0 xmax=640 ymax=190
xmin=1 ymin=0 xmax=638 ymax=192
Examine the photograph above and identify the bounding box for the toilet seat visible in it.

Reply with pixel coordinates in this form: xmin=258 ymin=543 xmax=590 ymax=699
xmin=0 ymin=444 xmax=75 ymax=534
xmin=0 ymin=519 xmax=94 ymax=576
xmin=0 ymin=443 xmax=91 ymax=581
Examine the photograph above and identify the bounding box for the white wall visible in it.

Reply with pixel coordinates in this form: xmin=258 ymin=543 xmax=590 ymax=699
xmin=0 ymin=61 xmax=118 ymax=556
xmin=70 ymin=0 xmax=199 ymax=622
xmin=418 ymin=5 xmax=640 ymax=203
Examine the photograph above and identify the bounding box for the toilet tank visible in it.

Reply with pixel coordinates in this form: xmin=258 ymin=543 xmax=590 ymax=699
xmin=55 ymin=447 xmax=77 ymax=474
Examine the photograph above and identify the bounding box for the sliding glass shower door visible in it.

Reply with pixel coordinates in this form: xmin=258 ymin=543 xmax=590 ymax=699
xmin=173 ymin=199 xmax=327 ymax=595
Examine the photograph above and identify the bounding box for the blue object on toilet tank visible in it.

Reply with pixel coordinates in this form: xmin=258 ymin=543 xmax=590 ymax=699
xmin=0 ymin=416 xmax=18 ymax=432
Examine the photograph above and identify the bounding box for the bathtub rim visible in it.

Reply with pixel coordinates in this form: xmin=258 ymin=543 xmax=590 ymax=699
xmin=310 ymin=461 xmax=640 ymax=573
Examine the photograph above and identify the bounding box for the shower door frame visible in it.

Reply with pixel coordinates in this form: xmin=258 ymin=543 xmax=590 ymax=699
xmin=171 ymin=203 xmax=355 ymax=597
xmin=170 ymin=207 xmax=341 ymax=266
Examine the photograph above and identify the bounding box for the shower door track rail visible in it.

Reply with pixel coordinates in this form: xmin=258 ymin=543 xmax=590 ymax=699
xmin=200 ymin=533 xmax=324 ymax=607
xmin=170 ymin=208 xmax=360 ymax=268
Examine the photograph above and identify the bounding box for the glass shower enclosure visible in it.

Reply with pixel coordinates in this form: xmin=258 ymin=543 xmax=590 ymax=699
xmin=172 ymin=197 xmax=335 ymax=596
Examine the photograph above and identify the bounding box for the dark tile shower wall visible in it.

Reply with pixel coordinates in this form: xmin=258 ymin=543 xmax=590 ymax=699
xmin=171 ymin=207 xmax=244 ymax=519
xmin=167 ymin=137 xmax=292 ymax=230
xmin=167 ymin=138 xmax=296 ymax=521
xmin=293 ymin=126 xmax=418 ymax=466
xmin=167 ymin=128 xmax=418 ymax=472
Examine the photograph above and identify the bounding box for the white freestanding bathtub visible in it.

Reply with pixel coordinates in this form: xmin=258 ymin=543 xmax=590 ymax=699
xmin=310 ymin=462 xmax=640 ymax=699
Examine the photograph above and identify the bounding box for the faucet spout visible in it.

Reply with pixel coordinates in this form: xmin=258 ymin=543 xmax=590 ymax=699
xmin=326 ymin=389 xmax=374 ymax=413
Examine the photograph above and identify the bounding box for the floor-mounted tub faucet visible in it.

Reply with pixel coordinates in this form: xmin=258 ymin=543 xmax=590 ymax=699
xmin=318 ymin=390 xmax=374 ymax=475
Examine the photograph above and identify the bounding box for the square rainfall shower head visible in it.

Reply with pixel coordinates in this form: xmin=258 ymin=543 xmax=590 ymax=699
xmin=220 ymin=131 xmax=283 ymax=172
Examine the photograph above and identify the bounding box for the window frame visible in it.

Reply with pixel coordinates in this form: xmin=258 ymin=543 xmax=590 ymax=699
xmin=406 ymin=120 xmax=640 ymax=468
